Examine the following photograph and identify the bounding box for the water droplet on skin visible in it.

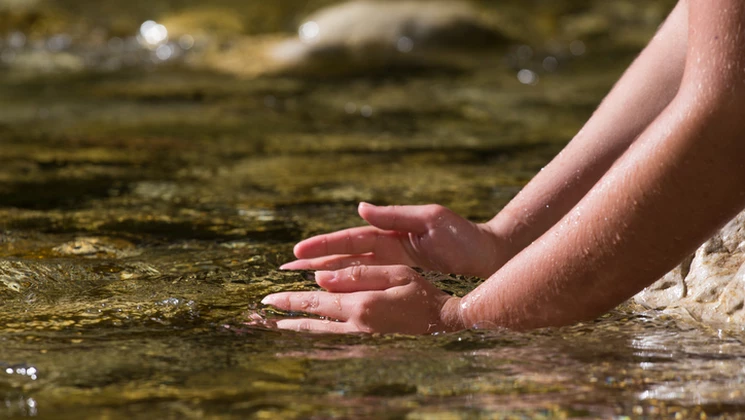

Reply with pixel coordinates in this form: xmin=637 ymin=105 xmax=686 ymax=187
xmin=334 ymin=297 xmax=342 ymax=311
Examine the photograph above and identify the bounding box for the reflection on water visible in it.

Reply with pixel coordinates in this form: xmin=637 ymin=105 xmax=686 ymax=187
xmin=2 ymin=0 xmax=742 ymax=418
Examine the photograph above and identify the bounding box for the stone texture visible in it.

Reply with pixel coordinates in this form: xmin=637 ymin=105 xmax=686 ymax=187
xmin=209 ymin=0 xmax=510 ymax=78
xmin=634 ymin=210 xmax=745 ymax=326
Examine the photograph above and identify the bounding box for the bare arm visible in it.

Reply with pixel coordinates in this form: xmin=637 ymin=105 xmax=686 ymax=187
xmin=487 ymin=0 xmax=689 ymax=253
xmin=277 ymin=1 xmax=690 ymax=282
xmin=262 ymin=0 xmax=745 ymax=335
xmin=454 ymin=0 xmax=745 ymax=329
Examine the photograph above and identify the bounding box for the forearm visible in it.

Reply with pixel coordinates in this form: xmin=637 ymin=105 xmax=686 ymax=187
xmin=458 ymin=0 xmax=745 ymax=330
xmin=487 ymin=0 xmax=688 ymax=252
xmin=466 ymin=100 xmax=745 ymax=329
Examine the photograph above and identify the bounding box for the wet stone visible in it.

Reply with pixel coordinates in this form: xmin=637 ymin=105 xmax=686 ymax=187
xmin=635 ymin=209 xmax=745 ymax=328
xmin=206 ymin=0 xmax=512 ymax=78
xmin=52 ymin=236 xmax=139 ymax=258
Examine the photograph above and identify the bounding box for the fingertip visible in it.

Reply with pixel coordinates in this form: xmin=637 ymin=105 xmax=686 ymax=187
xmin=358 ymin=201 xmax=376 ymax=215
xmin=292 ymin=242 xmax=304 ymax=258
xmin=315 ymin=270 xmax=336 ymax=285
xmin=261 ymin=295 xmax=276 ymax=306
xmin=358 ymin=202 xmax=379 ymax=223
xmin=293 ymin=241 xmax=316 ymax=259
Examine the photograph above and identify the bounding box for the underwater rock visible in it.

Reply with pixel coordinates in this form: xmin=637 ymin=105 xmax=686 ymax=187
xmin=53 ymin=236 xmax=139 ymax=258
xmin=208 ymin=0 xmax=511 ymax=77
xmin=634 ymin=210 xmax=745 ymax=327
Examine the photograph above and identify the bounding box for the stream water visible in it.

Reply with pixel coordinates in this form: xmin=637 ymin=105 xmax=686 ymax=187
xmin=2 ymin=0 xmax=745 ymax=418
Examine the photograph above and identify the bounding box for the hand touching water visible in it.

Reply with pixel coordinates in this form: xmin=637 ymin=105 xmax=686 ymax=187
xmin=263 ymin=202 xmax=506 ymax=334
xmin=281 ymin=202 xmax=510 ymax=278
xmin=261 ymin=265 xmax=464 ymax=334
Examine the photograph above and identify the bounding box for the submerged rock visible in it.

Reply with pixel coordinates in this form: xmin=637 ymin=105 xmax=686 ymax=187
xmin=53 ymin=236 xmax=139 ymax=258
xmin=209 ymin=0 xmax=511 ymax=77
xmin=634 ymin=210 xmax=745 ymax=327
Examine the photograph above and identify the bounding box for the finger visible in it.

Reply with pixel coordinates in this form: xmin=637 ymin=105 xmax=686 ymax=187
xmin=275 ymin=318 xmax=362 ymax=333
xmin=358 ymin=202 xmax=447 ymax=234
xmin=262 ymin=291 xmax=348 ymax=320
xmin=280 ymin=253 xmax=378 ymax=270
xmin=315 ymin=265 xmax=414 ymax=292
xmin=292 ymin=226 xmax=406 ymax=259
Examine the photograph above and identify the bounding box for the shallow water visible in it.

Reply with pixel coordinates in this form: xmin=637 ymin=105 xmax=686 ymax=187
xmin=3 ymin=0 xmax=745 ymax=418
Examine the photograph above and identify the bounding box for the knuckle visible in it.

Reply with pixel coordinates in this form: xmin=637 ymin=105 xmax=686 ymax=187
xmin=348 ymin=264 xmax=366 ymax=282
xmin=426 ymin=204 xmax=450 ymax=221
xmin=352 ymin=294 xmax=381 ymax=318
xmin=391 ymin=266 xmax=415 ymax=285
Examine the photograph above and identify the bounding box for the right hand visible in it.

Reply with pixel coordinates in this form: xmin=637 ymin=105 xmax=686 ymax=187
xmin=280 ymin=202 xmax=513 ymax=278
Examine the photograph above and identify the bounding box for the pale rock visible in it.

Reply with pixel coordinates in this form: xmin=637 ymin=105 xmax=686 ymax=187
xmin=634 ymin=209 xmax=745 ymax=327
xmin=53 ymin=236 xmax=139 ymax=258
xmin=208 ymin=0 xmax=510 ymax=77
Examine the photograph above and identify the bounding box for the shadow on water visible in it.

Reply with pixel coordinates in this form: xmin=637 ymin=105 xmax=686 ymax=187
xmin=0 ymin=178 xmax=129 ymax=210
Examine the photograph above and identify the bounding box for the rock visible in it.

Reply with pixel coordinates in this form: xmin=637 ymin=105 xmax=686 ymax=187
xmin=208 ymin=0 xmax=511 ymax=78
xmin=53 ymin=236 xmax=139 ymax=258
xmin=634 ymin=210 xmax=745 ymax=327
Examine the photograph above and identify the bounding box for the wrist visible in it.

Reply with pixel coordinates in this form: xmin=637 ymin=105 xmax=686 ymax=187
xmin=485 ymin=207 xmax=534 ymax=254
xmin=438 ymin=296 xmax=467 ymax=332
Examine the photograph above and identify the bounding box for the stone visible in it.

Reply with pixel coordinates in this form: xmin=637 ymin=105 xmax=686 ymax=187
xmin=52 ymin=236 xmax=139 ymax=259
xmin=208 ymin=0 xmax=511 ymax=78
xmin=634 ymin=210 xmax=745 ymax=327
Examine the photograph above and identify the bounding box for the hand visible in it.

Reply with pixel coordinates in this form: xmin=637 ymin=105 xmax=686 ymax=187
xmin=261 ymin=265 xmax=465 ymax=334
xmin=281 ymin=202 xmax=510 ymax=278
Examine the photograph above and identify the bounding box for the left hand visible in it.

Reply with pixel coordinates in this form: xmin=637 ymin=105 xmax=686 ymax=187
xmin=261 ymin=265 xmax=464 ymax=334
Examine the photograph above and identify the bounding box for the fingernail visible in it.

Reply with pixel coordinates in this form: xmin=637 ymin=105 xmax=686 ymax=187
xmin=279 ymin=263 xmax=292 ymax=270
xmin=261 ymin=296 xmax=276 ymax=305
xmin=359 ymin=202 xmax=372 ymax=209
xmin=315 ymin=271 xmax=335 ymax=283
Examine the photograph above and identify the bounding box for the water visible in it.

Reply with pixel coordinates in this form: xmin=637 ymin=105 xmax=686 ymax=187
xmin=3 ymin=0 xmax=744 ymax=418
